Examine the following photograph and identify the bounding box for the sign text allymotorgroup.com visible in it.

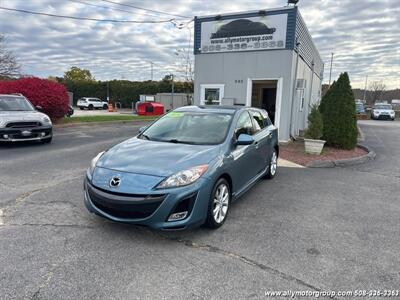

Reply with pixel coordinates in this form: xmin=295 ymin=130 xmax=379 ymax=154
xmin=200 ymin=14 xmax=287 ymax=53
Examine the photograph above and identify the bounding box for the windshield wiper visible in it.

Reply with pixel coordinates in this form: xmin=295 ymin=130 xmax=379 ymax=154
xmin=167 ymin=139 xmax=199 ymax=145
xmin=140 ymin=133 xmax=151 ymax=140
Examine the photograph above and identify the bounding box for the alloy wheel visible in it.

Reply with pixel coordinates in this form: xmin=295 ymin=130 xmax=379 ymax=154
xmin=212 ymin=183 xmax=229 ymax=224
xmin=270 ymin=151 xmax=277 ymax=176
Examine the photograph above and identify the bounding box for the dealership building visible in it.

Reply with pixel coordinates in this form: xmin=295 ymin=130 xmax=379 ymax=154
xmin=193 ymin=6 xmax=323 ymax=142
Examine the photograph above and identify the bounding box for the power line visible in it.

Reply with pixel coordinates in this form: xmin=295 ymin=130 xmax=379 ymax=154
xmin=66 ymin=0 xmax=163 ymax=18
xmin=100 ymin=0 xmax=190 ymax=19
xmin=0 ymin=6 xmax=175 ymax=23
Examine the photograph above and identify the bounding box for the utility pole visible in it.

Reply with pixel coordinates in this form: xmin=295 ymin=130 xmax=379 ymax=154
xmin=171 ymin=74 xmax=174 ymax=110
xmin=328 ymin=52 xmax=334 ymax=86
xmin=150 ymin=62 xmax=154 ymax=81
xmin=106 ymin=81 xmax=110 ymax=102
xmin=363 ymin=75 xmax=368 ymax=103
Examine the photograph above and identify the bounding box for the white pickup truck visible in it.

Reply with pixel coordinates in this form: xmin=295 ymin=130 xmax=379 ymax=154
xmin=77 ymin=97 xmax=109 ymax=110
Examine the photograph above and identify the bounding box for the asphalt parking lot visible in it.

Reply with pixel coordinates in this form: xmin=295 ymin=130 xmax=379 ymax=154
xmin=1 ymin=120 xmax=399 ymax=299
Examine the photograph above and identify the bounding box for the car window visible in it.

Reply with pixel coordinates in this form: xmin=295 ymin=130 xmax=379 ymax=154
xmin=250 ymin=110 xmax=265 ymax=133
xmin=260 ymin=109 xmax=272 ymax=126
xmin=235 ymin=111 xmax=254 ymax=138
xmin=0 ymin=96 xmax=35 ymax=111
xmin=375 ymin=104 xmax=392 ymax=110
xmin=141 ymin=112 xmax=233 ymax=145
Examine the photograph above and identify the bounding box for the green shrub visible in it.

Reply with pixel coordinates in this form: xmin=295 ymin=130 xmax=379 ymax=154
xmin=321 ymin=72 xmax=358 ymax=149
xmin=305 ymin=103 xmax=323 ymax=140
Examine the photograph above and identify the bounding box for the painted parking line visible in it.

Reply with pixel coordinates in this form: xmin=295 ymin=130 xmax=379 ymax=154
xmin=278 ymin=158 xmax=304 ymax=168
xmin=0 ymin=209 xmax=4 ymax=226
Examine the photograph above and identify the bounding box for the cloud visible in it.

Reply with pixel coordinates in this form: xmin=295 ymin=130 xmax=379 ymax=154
xmin=0 ymin=0 xmax=398 ymax=88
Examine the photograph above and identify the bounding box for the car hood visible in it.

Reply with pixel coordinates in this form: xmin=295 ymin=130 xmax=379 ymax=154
xmin=0 ymin=111 xmax=49 ymax=123
xmin=97 ymin=137 xmax=222 ymax=177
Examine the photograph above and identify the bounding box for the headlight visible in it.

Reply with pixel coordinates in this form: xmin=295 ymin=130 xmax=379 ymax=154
xmin=156 ymin=165 xmax=208 ymax=189
xmin=89 ymin=151 xmax=105 ymax=175
xmin=42 ymin=116 xmax=52 ymax=124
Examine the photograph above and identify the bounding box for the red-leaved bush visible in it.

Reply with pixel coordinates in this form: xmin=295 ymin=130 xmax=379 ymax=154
xmin=0 ymin=77 xmax=69 ymax=121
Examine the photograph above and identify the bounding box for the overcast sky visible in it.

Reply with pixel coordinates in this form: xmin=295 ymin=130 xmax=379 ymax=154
xmin=0 ymin=0 xmax=399 ymax=89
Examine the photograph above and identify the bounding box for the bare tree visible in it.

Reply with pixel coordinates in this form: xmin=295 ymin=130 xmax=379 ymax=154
xmin=368 ymin=81 xmax=386 ymax=105
xmin=0 ymin=34 xmax=20 ymax=77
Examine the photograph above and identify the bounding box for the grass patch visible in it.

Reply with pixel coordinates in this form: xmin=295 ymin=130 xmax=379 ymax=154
xmin=60 ymin=115 xmax=157 ymax=124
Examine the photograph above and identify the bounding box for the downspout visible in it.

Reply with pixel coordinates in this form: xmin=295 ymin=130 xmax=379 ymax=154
xmin=289 ymin=40 xmax=301 ymax=140
xmin=309 ymin=61 xmax=315 ymax=106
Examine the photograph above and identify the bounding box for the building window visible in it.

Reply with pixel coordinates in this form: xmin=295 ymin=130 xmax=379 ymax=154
xmin=200 ymin=84 xmax=224 ymax=105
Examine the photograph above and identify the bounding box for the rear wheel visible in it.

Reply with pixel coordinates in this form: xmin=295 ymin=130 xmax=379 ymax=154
xmin=264 ymin=150 xmax=277 ymax=179
xmin=205 ymin=178 xmax=230 ymax=229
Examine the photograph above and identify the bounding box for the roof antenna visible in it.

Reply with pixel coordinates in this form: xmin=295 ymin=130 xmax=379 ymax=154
xmin=287 ymin=0 xmax=299 ymax=6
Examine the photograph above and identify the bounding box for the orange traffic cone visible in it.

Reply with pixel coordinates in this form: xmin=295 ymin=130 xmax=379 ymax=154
xmin=108 ymin=103 xmax=114 ymax=112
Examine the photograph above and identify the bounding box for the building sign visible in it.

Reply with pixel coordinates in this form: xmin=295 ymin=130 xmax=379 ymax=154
xmin=200 ymin=14 xmax=288 ymax=53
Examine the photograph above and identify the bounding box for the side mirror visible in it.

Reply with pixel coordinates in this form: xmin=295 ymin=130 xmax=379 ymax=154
xmin=138 ymin=126 xmax=147 ymax=134
xmin=36 ymin=105 xmax=43 ymax=111
xmin=236 ymin=134 xmax=254 ymax=146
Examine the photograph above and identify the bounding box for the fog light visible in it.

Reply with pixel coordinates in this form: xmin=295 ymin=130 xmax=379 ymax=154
xmin=168 ymin=211 xmax=188 ymax=222
xmin=3 ymin=134 xmax=9 ymax=139
xmin=41 ymin=132 xmax=46 ymax=137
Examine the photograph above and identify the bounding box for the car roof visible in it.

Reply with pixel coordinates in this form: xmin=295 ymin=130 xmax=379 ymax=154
xmin=174 ymin=105 xmax=256 ymax=115
xmin=0 ymin=94 xmax=25 ymax=98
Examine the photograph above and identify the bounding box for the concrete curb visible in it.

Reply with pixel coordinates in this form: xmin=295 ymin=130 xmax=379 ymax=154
xmin=54 ymin=119 xmax=156 ymax=128
xmin=306 ymin=144 xmax=376 ymax=168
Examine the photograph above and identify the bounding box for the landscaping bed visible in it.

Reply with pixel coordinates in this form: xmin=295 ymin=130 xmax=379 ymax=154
xmin=280 ymin=140 xmax=368 ymax=167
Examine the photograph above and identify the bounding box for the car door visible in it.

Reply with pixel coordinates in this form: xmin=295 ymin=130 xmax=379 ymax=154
xmin=93 ymin=98 xmax=101 ymax=108
xmin=229 ymin=111 xmax=260 ymax=193
xmin=249 ymin=110 xmax=271 ymax=173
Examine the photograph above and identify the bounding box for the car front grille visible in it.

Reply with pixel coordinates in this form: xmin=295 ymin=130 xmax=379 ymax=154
xmin=87 ymin=183 xmax=166 ymax=219
xmin=6 ymin=121 xmax=42 ymax=128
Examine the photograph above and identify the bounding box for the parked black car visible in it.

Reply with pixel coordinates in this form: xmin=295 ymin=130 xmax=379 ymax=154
xmin=66 ymin=105 xmax=74 ymax=117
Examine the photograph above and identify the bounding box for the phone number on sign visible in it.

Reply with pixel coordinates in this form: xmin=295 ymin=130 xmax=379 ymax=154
xmin=354 ymin=290 xmax=400 ymax=297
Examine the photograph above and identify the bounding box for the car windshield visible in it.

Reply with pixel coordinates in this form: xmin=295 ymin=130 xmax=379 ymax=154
xmin=0 ymin=96 xmax=35 ymax=111
xmin=141 ymin=111 xmax=233 ymax=145
xmin=375 ymin=104 xmax=392 ymax=110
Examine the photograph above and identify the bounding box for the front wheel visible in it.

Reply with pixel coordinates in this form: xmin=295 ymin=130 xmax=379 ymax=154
xmin=264 ymin=150 xmax=278 ymax=179
xmin=103 ymin=104 xmax=108 ymax=109
xmin=205 ymin=178 xmax=230 ymax=229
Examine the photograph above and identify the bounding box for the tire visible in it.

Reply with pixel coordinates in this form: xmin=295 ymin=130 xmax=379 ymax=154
xmin=264 ymin=149 xmax=278 ymax=179
xmin=41 ymin=137 xmax=52 ymax=144
xmin=205 ymin=178 xmax=230 ymax=229
xmin=103 ymin=104 xmax=108 ymax=109
xmin=79 ymin=107 xmax=84 ymax=110
xmin=88 ymin=104 xmax=94 ymax=110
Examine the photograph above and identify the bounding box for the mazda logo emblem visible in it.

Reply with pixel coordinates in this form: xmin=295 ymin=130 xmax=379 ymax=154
xmin=109 ymin=177 xmax=121 ymax=188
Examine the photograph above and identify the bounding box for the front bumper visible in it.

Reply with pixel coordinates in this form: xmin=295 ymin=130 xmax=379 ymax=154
xmin=0 ymin=125 xmax=52 ymax=142
xmin=83 ymin=176 xmax=213 ymax=230
xmin=376 ymin=115 xmax=395 ymax=120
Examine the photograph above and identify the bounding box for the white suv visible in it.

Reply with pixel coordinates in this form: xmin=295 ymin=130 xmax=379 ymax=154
xmin=77 ymin=97 xmax=108 ymax=110
xmin=371 ymin=103 xmax=395 ymax=121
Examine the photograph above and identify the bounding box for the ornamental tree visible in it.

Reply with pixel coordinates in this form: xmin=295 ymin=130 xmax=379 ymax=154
xmin=320 ymin=72 xmax=358 ymax=149
xmin=0 ymin=77 xmax=69 ymax=121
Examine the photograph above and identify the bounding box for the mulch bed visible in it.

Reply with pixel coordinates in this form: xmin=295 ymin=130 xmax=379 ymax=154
xmin=280 ymin=140 xmax=368 ymax=166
